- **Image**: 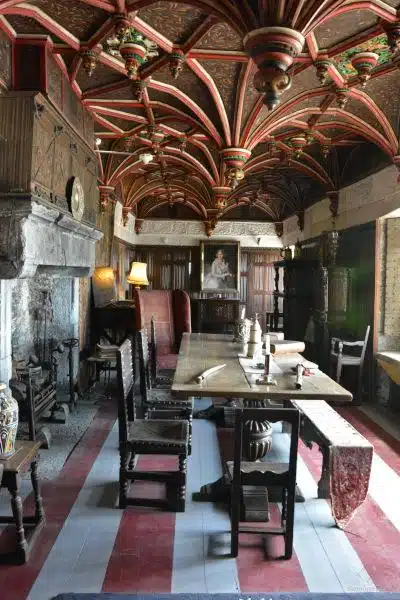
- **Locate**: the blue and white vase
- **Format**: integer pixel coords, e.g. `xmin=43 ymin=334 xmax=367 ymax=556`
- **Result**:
xmin=0 ymin=383 xmax=19 ymax=459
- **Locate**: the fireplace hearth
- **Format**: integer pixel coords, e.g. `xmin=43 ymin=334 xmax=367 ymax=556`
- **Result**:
xmin=10 ymin=340 xmax=68 ymax=448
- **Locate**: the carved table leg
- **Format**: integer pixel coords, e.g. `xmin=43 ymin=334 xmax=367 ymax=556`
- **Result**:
xmin=318 ymin=445 xmax=331 ymax=499
xmin=30 ymin=460 xmax=44 ymax=523
xmin=8 ymin=475 xmax=28 ymax=564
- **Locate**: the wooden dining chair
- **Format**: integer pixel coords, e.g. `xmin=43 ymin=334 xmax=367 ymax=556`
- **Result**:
xmin=117 ymin=337 xmax=189 ymax=512
xmin=329 ymin=325 xmax=370 ymax=404
xmin=228 ymin=407 xmax=300 ymax=559
xmin=138 ymin=328 xmax=193 ymax=454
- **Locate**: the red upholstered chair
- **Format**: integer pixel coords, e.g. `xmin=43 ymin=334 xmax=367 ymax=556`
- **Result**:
xmin=134 ymin=289 xmax=191 ymax=370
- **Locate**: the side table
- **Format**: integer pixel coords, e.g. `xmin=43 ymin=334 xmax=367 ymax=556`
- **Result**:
xmin=0 ymin=440 xmax=44 ymax=564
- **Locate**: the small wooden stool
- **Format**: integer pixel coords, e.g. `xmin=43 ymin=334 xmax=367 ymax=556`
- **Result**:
xmin=0 ymin=440 xmax=44 ymax=564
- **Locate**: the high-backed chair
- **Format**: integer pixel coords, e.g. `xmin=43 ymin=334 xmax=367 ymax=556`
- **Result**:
xmin=137 ymin=328 xmax=193 ymax=453
xmin=116 ymin=337 xmax=189 ymax=512
xmin=150 ymin=316 xmax=174 ymax=388
xmin=329 ymin=325 xmax=370 ymax=404
xmin=228 ymin=407 xmax=299 ymax=559
xmin=134 ymin=289 xmax=191 ymax=370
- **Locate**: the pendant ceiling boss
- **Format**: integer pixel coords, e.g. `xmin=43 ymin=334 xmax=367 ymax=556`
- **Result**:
xmin=244 ymin=27 xmax=305 ymax=110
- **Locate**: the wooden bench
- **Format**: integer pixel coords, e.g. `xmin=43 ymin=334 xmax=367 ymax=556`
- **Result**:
xmin=289 ymin=399 xmax=373 ymax=525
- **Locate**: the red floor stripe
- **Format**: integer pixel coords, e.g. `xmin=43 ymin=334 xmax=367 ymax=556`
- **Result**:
xmin=337 ymin=406 xmax=400 ymax=477
xmin=102 ymin=455 xmax=176 ymax=593
xmin=0 ymin=403 xmax=115 ymax=600
xmin=217 ymin=429 xmax=308 ymax=592
xmin=298 ymin=414 xmax=400 ymax=592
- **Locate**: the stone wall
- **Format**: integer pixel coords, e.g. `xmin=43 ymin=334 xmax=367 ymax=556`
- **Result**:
xmin=282 ymin=165 xmax=400 ymax=246
xmin=11 ymin=275 xmax=79 ymax=387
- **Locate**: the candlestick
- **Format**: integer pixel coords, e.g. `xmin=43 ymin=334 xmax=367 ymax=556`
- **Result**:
xmin=264 ymin=333 xmax=270 ymax=355
xmin=296 ymin=363 xmax=304 ymax=389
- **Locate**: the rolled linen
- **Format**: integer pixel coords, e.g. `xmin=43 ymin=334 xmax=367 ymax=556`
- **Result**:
xmin=271 ymin=340 xmax=305 ymax=355
xmin=196 ymin=363 xmax=226 ymax=384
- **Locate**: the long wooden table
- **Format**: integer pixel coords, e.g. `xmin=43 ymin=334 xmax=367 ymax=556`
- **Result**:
xmin=172 ymin=333 xmax=353 ymax=403
xmin=172 ymin=333 xmax=353 ymax=520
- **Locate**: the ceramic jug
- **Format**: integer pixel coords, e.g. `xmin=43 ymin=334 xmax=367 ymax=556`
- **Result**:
xmin=0 ymin=383 xmax=19 ymax=459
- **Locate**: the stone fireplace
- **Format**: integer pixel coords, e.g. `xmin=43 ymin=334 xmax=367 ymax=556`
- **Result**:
xmin=0 ymin=193 xmax=102 ymax=386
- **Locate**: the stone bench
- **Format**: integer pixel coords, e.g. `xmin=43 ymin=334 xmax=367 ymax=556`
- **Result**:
xmin=290 ymin=399 xmax=373 ymax=527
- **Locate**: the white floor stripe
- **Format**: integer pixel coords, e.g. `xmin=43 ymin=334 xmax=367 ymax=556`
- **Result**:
xmin=172 ymin=400 xmax=240 ymax=593
xmin=368 ymin=452 xmax=400 ymax=531
xmin=350 ymin=406 xmax=400 ymax=532
xmin=27 ymin=421 xmax=121 ymax=599
xmin=272 ymin=430 xmax=376 ymax=593
xmin=360 ymin=405 xmax=400 ymax=443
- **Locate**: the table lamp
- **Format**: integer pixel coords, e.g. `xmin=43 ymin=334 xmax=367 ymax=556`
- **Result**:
xmin=127 ymin=262 xmax=149 ymax=289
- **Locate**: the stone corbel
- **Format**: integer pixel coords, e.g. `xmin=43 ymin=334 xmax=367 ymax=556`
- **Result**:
xmin=327 ymin=190 xmax=339 ymax=223
xmin=135 ymin=218 xmax=143 ymax=234
xmin=297 ymin=209 xmax=305 ymax=232
xmin=203 ymin=209 xmax=219 ymax=237
xmin=98 ymin=185 xmax=115 ymax=213
xmin=274 ymin=222 xmax=283 ymax=238
xmin=393 ymin=155 xmax=400 ymax=182
xmin=121 ymin=206 xmax=131 ymax=226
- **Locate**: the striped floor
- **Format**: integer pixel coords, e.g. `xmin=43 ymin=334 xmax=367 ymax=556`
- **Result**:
xmin=0 ymin=399 xmax=400 ymax=599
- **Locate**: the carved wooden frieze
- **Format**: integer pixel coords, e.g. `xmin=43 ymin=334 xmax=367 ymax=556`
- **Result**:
xmin=47 ymin=53 xmax=62 ymax=108
xmin=0 ymin=30 xmax=12 ymax=88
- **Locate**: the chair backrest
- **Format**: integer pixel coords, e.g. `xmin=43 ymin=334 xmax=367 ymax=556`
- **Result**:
xmin=150 ymin=316 xmax=157 ymax=381
xmin=233 ymin=407 xmax=299 ymax=488
xmin=134 ymin=289 xmax=191 ymax=354
xmin=360 ymin=325 xmax=371 ymax=363
xmin=137 ymin=328 xmax=151 ymax=404
xmin=134 ymin=290 xmax=176 ymax=355
xmin=116 ymin=337 xmax=135 ymax=443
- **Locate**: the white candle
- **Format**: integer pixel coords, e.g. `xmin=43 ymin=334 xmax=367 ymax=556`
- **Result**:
xmin=264 ymin=333 xmax=270 ymax=355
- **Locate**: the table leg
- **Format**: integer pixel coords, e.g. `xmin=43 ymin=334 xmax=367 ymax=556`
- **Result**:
xmin=8 ymin=475 xmax=28 ymax=564
xmin=317 ymin=445 xmax=330 ymax=499
xmin=31 ymin=460 xmax=45 ymax=523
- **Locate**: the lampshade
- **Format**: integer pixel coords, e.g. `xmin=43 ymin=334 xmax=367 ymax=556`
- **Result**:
xmin=127 ymin=262 xmax=149 ymax=286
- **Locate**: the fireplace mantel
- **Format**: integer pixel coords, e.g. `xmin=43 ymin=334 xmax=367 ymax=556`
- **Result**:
xmin=0 ymin=193 xmax=102 ymax=278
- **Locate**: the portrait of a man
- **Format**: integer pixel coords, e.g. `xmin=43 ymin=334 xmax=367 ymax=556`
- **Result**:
xmin=200 ymin=241 xmax=240 ymax=292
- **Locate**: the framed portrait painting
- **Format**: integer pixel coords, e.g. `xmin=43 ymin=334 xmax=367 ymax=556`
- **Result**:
xmin=200 ymin=240 xmax=240 ymax=293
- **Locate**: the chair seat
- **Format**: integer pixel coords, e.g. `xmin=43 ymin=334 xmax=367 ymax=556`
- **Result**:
xmin=330 ymin=352 xmax=362 ymax=366
xmin=158 ymin=353 xmax=178 ymax=370
xmin=129 ymin=418 xmax=188 ymax=448
xmin=227 ymin=461 xmax=289 ymax=477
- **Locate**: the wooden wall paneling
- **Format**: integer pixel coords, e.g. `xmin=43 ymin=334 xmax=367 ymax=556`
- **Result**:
xmin=95 ymin=201 xmax=114 ymax=267
xmin=0 ymin=94 xmax=34 ymax=192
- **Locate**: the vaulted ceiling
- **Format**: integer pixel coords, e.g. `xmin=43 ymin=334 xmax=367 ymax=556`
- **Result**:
xmin=2 ymin=0 xmax=400 ymax=230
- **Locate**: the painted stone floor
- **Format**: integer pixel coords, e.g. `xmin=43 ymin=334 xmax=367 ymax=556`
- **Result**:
xmin=0 ymin=396 xmax=400 ymax=599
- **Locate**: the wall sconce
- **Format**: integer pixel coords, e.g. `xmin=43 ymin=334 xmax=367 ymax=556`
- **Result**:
xmin=92 ymin=267 xmax=117 ymax=307
xmin=127 ymin=262 xmax=149 ymax=288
